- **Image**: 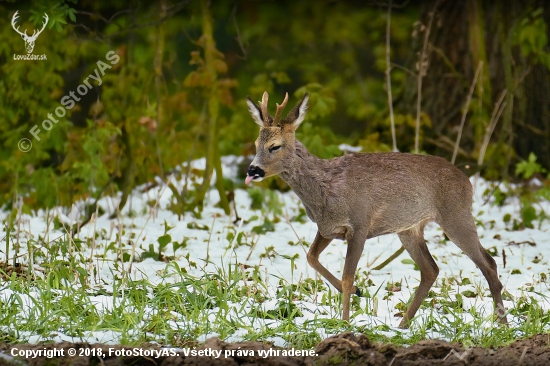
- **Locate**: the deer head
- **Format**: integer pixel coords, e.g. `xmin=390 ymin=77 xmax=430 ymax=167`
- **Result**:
xmin=245 ymin=92 xmax=309 ymax=184
xmin=11 ymin=11 xmax=49 ymax=54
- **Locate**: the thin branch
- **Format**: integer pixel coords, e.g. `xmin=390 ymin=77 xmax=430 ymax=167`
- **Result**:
xmin=72 ymin=1 xmax=190 ymax=41
xmin=385 ymin=0 xmax=398 ymax=152
xmin=231 ymin=6 xmax=247 ymax=60
xmin=478 ymin=90 xmax=507 ymax=168
xmin=373 ymin=246 xmax=405 ymax=271
xmin=71 ymin=23 xmax=105 ymax=43
xmin=474 ymin=98 xmax=507 ymax=190
xmin=429 ymin=44 xmax=466 ymax=83
xmin=414 ymin=0 xmax=440 ymax=153
xmin=369 ymin=0 xmax=411 ymax=9
xmin=154 ymin=1 xmax=167 ymax=179
xmin=182 ymin=101 xmax=207 ymax=200
xmin=425 ymin=135 xmax=468 ymax=156
xmin=71 ymin=174 xmax=116 ymax=236
xmin=76 ymin=9 xmax=135 ymax=24
xmin=390 ymin=62 xmax=416 ymax=77
xmin=452 ymin=61 xmax=483 ymax=164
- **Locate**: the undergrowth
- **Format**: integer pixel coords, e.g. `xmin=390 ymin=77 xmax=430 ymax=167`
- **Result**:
xmin=0 ymin=156 xmax=549 ymax=348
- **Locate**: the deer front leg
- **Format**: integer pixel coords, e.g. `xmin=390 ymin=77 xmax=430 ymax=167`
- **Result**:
xmin=341 ymin=235 xmax=366 ymax=321
xmin=307 ymin=231 xmax=362 ymax=296
xmin=307 ymin=232 xmax=339 ymax=290
xmin=307 ymin=231 xmax=361 ymax=296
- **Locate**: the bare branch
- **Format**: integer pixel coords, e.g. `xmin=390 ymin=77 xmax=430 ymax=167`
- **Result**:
xmin=367 ymin=0 xmax=411 ymax=9
xmin=452 ymin=61 xmax=483 ymax=164
xmin=390 ymin=62 xmax=416 ymax=76
xmin=385 ymin=0 xmax=398 ymax=152
xmin=231 ymin=6 xmax=247 ymax=60
xmin=71 ymin=1 xmax=190 ymax=42
xmin=76 ymin=9 xmax=134 ymax=24
xmin=414 ymin=0 xmax=440 ymax=153
xmin=478 ymin=90 xmax=507 ymax=168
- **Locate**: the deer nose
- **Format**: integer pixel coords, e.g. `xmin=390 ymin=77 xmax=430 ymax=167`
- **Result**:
xmin=247 ymin=165 xmax=265 ymax=178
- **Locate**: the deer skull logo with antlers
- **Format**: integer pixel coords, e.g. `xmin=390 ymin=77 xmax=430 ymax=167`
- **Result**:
xmin=11 ymin=11 xmax=49 ymax=54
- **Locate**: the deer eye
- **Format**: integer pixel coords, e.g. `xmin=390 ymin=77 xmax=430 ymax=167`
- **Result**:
xmin=269 ymin=145 xmax=281 ymax=153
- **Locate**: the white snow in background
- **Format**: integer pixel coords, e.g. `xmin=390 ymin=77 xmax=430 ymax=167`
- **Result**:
xmin=338 ymin=144 xmax=363 ymax=153
xmin=1 ymin=155 xmax=550 ymax=346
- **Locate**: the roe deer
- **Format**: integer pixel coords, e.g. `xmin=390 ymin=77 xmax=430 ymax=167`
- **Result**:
xmin=244 ymin=91 xmax=507 ymax=328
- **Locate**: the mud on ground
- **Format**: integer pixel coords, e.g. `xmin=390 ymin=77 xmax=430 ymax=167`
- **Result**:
xmin=0 ymin=332 xmax=549 ymax=366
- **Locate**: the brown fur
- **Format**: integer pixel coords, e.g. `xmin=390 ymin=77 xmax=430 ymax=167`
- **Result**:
xmin=246 ymin=92 xmax=507 ymax=327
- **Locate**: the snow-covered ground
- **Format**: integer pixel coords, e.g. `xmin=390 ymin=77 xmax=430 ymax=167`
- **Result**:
xmin=1 ymin=155 xmax=550 ymax=346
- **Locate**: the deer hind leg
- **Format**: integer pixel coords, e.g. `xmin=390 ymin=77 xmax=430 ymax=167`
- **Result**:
xmin=340 ymin=233 xmax=367 ymax=321
xmin=307 ymin=231 xmax=361 ymax=296
xmin=437 ymin=212 xmax=507 ymax=324
xmin=398 ymin=224 xmax=439 ymax=328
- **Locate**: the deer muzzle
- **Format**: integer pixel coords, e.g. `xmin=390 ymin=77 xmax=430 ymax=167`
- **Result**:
xmin=245 ymin=165 xmax=265 ymax=184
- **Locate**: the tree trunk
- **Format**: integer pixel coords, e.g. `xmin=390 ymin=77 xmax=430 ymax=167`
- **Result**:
xmin=196 ymin=0 xmax=230 ymax=214
xmin=400 ymin=0 xmax=550 ymax=175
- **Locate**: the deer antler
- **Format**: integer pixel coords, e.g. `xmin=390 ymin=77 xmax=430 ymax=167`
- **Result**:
xmin=11 ymin=11 xmax=27 ymax=37
xmin=259 ymin=91 xmax=270 ymax=125
xmin=273 ymin=92 xmax=289 ymax=124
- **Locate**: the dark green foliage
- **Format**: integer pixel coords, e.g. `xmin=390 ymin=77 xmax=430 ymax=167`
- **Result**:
xmin=1 ymin=0 xmax=549 ymax=216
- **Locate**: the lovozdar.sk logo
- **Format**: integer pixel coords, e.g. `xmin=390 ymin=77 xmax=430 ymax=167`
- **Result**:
xmin=11 ymin=10 xmax=48 ymax=60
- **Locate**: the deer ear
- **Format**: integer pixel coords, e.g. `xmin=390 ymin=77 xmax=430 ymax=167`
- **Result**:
xmin=246 ymin=96 xmax=264 ymax=128
xmin=285 ymin=93 xmax=309 ymax=129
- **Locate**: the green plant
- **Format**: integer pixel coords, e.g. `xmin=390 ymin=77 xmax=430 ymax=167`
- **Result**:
xmin=516 ymin=153 xmax=546 ymax=179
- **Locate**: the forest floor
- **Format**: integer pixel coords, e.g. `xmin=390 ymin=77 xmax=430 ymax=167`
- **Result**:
xmin=1 ymin=332 xmax=550 ymax=365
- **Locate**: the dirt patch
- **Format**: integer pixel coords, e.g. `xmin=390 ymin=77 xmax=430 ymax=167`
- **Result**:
xmin=0 ymin=262 xmax=37 ymax=281
xmin=0 ymin=333 xmax=549 ymax=366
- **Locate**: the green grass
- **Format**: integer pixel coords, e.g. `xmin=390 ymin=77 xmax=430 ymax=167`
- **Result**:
xmin=1 ymin=187 xmax=550 ymax=349
xmin=1 ymin=242 xmax=549 ymax=349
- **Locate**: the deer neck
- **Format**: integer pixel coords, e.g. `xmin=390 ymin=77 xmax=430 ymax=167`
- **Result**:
xmin=279 ymin=140 xmax=328 ymax=216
